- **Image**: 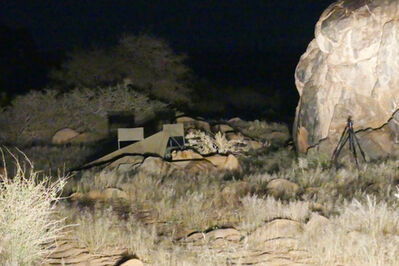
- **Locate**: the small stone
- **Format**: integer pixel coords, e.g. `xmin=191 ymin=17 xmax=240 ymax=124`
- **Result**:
xmin=86 ymin=190 xmax=103 ymax=201
xmin=69 ymin=192 xmax=84 ymax=201
xmin=305 ymin=213 xmax=330 ymax=234
xmin=52 ymin=128 xmax=79 ymax=144
xmin=103 ymin=188 xmax=129 ymax=201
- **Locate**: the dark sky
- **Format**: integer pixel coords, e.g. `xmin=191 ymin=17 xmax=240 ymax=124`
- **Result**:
xmin=1 ymin=1 xmax=333 ymax=52
xmin=0 ymin=0 xmax=334 ymax=120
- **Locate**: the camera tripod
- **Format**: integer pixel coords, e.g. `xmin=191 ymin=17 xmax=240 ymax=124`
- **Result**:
xmin=331 ymin=117 xmax=366 ymax=168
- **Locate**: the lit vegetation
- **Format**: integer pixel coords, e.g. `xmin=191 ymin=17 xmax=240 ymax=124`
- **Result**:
xmin=0 ymin=85 xmax=166 ymax=145
xmin=0 ymin=153 xmax=67 ymax=265
xmin=3 ymin=118 xmax=399 ymax=264
xmin=50 ymin=34 xmax=193 ymax=105
xmin=56 ymin=147 xmax=399 ymax=265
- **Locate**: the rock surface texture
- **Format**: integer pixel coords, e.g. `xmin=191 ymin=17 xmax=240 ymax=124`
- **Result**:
xmin=52 ymin=128 xmax=80 ymax=144
xmin=294 ymin=0 xmax=399 ymax=158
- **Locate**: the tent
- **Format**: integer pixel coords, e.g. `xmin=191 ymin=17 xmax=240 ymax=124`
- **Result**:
xmin=84 ymin=124 xmax=185 ymax=168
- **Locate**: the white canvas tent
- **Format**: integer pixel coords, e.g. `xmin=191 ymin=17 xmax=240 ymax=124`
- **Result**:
xmin=85 ymin=124 xmax=185 ymax=168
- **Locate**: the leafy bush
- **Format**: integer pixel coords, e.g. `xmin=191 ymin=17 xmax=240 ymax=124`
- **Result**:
xmin=0 ymin=85 xmax=166 ymax=144
xmin=0 ymin=154 xmax=67 ymax=265
xmin=50 ymin=34 xmax=192 ymax=105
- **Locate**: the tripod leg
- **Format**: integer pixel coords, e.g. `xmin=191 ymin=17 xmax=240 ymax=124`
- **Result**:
xmin=332 ymin=127 xmax=349 ymax=161
xmin=333 ymin=132 xmax=350 ymax=167
xmin=349 ymin=131 xmax=359 ymax=168
xmin=348 ymin=130 xmax=354 ymax=154
xmin=353 ymin=133 xmax=367 ymax=162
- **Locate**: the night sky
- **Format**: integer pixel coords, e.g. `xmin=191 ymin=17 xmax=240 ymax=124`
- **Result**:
xmin=0 ymin=0 xmax=334 ymax=121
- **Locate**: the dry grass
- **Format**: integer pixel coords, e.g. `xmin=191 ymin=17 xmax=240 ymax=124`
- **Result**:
xmin=0 ymin=153 xmax=67 ymax=265
xmin=6 ymin=139 xmax=399 ymax=264
xmin=60 ymin=205 xmax=234 ymax=265
xmin=61 ymin=150 xmax=399 ymax=265
xmin=239 ymin=195 xmax=310 ymax=232
xmin=301 ymin=195 xmax=399 ymax=265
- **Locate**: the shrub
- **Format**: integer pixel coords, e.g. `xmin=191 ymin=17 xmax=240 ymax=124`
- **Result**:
xmin=0 ymin=85 xmax=166 ymax=144
xmin=50 ymin=34 xmax=193 ymax=105
xmin=239 ymin=195 xmax=310 ymax=232
xmin=186 ymin=130 xmax=248 ymax=154
xmin=0 ymin=154 xmax=67 ymax=265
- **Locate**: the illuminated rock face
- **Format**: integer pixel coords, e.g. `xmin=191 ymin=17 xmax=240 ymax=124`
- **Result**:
xmin=294 ymin=0 xmax=399 ymax=158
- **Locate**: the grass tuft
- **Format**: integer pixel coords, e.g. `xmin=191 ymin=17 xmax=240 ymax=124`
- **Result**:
xmin=0 ymin=151 xmax=67 ymax=265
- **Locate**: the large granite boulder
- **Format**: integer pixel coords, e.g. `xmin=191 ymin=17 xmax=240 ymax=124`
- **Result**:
xmin=294 ymin=0 xmax=399 ymax=159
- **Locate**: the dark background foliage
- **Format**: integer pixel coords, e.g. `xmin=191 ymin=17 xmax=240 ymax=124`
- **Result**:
xmin=0 ymin=0 xmax=334 ymax=123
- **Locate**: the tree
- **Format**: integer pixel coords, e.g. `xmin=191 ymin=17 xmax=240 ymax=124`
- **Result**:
xmin=50 ymin=34 xmax=192 ymax=105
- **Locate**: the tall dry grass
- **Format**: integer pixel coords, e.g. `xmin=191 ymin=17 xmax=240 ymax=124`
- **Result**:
xmin=0 ymin=153 xmax=67 ymax=265
xmin=56 ymin=146 xmax=399 ymax=265
xmin=301 ymin=195 xmax=399 ymax=265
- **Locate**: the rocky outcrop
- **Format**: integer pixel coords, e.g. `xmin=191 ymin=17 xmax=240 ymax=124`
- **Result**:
xmin=182 ymin=228 xmax=242 ymax=247
xmin=139 ymin=157 xmax=178 ymax=176
xmin=294 ymin=0 xmax=399 ymax=159
xmin=305 ymin=213 xmax=331 ymax=235
xmin=176 ymin=116 xmax=211 ymax=132
xmin=94 ymin=152 xmax=241 ymax=179
xmin=248 ymin=219 xmax=304 ymax=242
xmin=52 ymin=128 xmax=99 ymax=145
xmin=171 ymin=149 xmax=203 ymax=160
xmin=228 ymin=119 xmax=289 ymax=147
xmin=44 ymin=237 xmax=127 ymax=265
xmin=107 ymin=155 xmax=145 ymax=171
xmin=183 ymin=159 xmax=217 ymax=174
xmin=49 ymin=215 xmax=313 ymax=265
xmin=204 ymin=154 xmax=242 ymax=172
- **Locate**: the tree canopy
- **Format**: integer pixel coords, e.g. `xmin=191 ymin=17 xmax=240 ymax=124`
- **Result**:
xmin=50 ymin=34 xmax=192 ymax=105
